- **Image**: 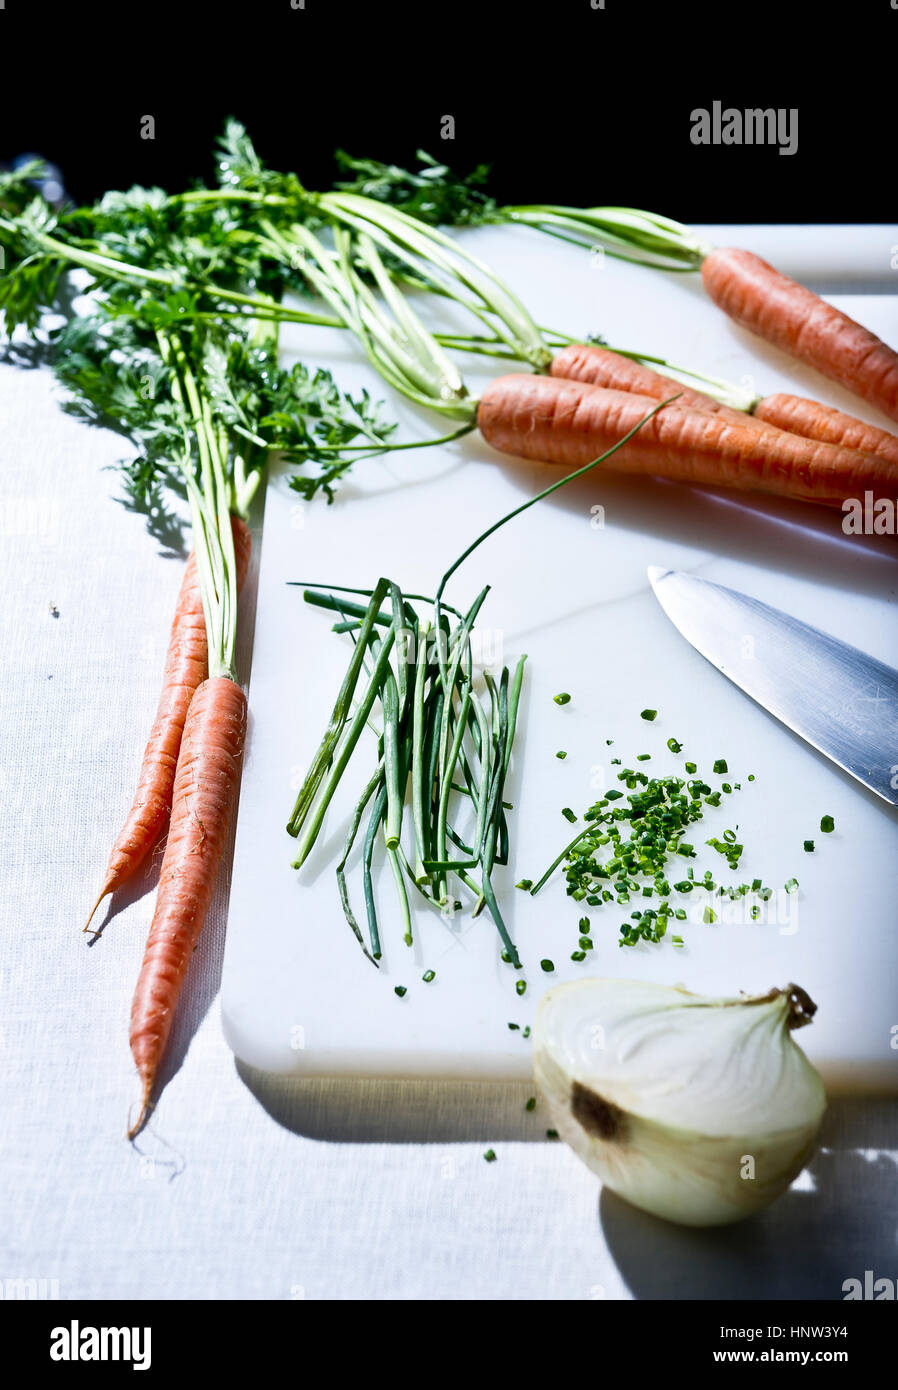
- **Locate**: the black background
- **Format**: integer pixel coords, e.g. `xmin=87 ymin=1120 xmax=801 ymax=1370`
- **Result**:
xmin=2 ymin=0 xmax=895 ymax=218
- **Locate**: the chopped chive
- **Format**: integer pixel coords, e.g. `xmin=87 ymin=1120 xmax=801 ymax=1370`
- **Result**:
xmin=540 ymin=958 xmax=555 ymax=973
xmin=553 ymin=692 xmax=571 ymax=705
xmin=820 ymin=815 xmax=835 ymax=833
xmin=525 ymin=1096 xmax=537 ymax=1112
xmin=535 ymin=753 xmax=780 ymax=954
xmin=667 ymin=737 xmax=683 ymax=753
xmin=555 ymin=750 xmax=567 ymax=759
xmin=423 ymin=969 xmax=436 ymax=983
xmin=546 ymin=1129 xmax=559 ymax=1140
xmin=684 ymin=760 xmax=696 ymax=774
xmin=561 ymin=807 xmax=577 ymax=823
xmin=747 ymin=774 xmax=755 ymax=782
xmin=803 ymin=840 xmax=815 ymax=853
xmin=785 ymin=877 xmax=799 ymax=893
xmin=394 ymin=985 xmax=407 ymax=998
xmin=713 ymin=759 xmax=728 ymax=774
xmin=484 ymin=1149 xmax=497 ymax=1162
xmin=637 ymin=753 xmax=651 ymax=761
xmin=515 ymin=878 xmax=533 ymax=891
xmin=507 ymin=1022 xmax=520 ymax=1031
xmin=522 ymin=1026 xmax=531 ymax=1039
xmin=515 ymin=979 xmax=527 ymax=996
xmin=640 ymin=709 xmax=658 ymax=721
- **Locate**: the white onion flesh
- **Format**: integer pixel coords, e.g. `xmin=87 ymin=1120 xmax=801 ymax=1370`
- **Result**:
xmin=534 ymin=978 xmax=826 ymax=1227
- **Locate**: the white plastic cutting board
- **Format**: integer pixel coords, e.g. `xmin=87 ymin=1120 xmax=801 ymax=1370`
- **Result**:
xmin=222 ymin=226 xmax=898 ymax=1094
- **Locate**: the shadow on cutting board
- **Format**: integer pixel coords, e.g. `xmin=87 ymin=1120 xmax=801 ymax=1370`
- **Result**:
xmin=237 ymin=1064 xmax=897 ymax=1298
xmin=236 ymin=1064 xmax=543 ymax=1143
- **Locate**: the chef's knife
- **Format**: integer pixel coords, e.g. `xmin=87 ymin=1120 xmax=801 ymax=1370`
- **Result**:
xmin=648 ymin=567 xmax=898 ymax=807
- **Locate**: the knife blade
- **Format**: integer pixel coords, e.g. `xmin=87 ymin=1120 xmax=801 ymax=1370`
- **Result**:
xmin=647 ymin=567 xmax=898 ymax=807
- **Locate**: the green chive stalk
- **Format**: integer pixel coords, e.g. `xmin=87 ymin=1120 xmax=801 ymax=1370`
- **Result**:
xmin=289 ymin=610 xmax=398 ymax=867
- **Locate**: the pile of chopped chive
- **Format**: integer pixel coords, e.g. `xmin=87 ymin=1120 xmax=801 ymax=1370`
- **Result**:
xmin=529 ymin=732 xmax=789 ymax=950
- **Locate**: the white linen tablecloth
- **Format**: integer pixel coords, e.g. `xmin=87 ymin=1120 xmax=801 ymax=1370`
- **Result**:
xmin=2 ymin=350 xmax=896 ymax=1302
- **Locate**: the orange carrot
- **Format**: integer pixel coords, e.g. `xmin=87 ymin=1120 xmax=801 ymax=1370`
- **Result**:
xmin=85 ymin=514 xmax=251 ymax=931
xmin=553 ymin=342 xmax=898 ymax=469
xmin=551 ymin=343 xmax=752 ymax=426
xmin=477 ymin=373 xmax=898 ymax=506
xmin=753 ymin=394 xmax=898 ymax=472
xmin=701 ymin=248 xmax=898 ymax=424
xmin=128 ymin=674 xmax=247 ymax=1136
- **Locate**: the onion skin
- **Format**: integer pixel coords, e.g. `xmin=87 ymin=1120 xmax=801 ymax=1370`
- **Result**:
xmin=534 ymin=978 xmax=827 ymax=1228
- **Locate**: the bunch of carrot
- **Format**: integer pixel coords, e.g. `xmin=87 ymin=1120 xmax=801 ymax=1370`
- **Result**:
xmin=0 ymin=162 xmax=405 ymax=1135
xmin=83 ymin=513 xmax=250 ymax=1139
xmin=214 ymin=163 xmax=898 ymax=509
xmin=109 ymin=332 xmax=250 ymax=1140
xmin=19 ymin=125 xmax=896 ymax=516
xmin=327 ymin=148 xmax=898 ymax=492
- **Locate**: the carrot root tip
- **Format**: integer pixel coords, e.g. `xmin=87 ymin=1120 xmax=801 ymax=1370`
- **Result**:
xmin=127 ymin=1086 xmax=154 ymax=1141
xmin=83 ymin=887 xmax=112 ymax=935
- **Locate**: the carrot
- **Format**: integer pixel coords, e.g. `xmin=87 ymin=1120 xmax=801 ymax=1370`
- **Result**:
xmin=553 ymin=342 xmax=898 ymax=470
xmin=128 ymin=674 xmax=247 ymax=1136
xmin=476 ymin=373 xmax=898 ymax=506
xmin=701 ymin=248 xmax=898 ymax=424
xmin=85 ymin=514 xmax=251 ymax=932
xmin=753 ymin=394 xmax=898 ymax=473
xmin=550 ymin=343 xmax=752 ymax=426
